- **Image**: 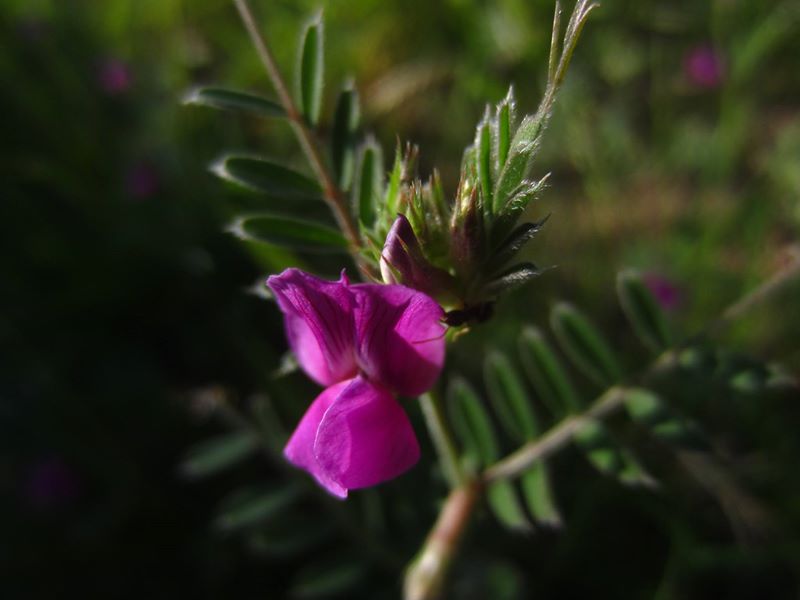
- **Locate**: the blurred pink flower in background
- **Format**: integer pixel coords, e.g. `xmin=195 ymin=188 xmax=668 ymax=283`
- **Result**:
xmin=267 ymin=268 xmax=446 ymax=498
xmin=125 ymin=161 xmax=160 ymax=199
xmin=97 ymin=58 xmax=133 ymax=95
xmin=643 ymin=272 xmax=682 ymax=312
xmin=24 ymin=456 xmax=81 ymax=510
xmin=684 ymin=45 xmax=725 ymax=89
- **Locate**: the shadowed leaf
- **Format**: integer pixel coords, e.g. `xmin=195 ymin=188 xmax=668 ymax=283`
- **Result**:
xmin=179 ymin=431 xmax=259 ymax=479
xmin=215 ymin=484 xmax=302 ymax=533
xmin=617 ymin=270 xmax=672 ymax=352
xmin=550 ymin=302 xmax=622 ymax=388
xmin=484 ymin=351 xmax=539 ymax=441
xmin=518 ymin=326 xmax=581 ymax=415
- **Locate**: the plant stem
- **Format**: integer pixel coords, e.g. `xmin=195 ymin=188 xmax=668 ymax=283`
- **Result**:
xmin=232 ymin=0 xmax=363 ymax=255
xmin=403 ymin=482 xmax=481 ymax=600
xmin=707 ymin=244 xmax=800 ymax=337
xmin=483 ymin=385 xmax=628 ymax=482
xmin=419 ymin=390 xmax=466 ymax=489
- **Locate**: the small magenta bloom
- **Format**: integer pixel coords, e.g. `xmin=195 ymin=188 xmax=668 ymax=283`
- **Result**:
xmin=97 ymin=58 xmax=133 ymax=95
xmin=24 ymin=456 xmax=81 ymax=510
xmin=643 ymin=272 xmax=682 ymax=312
xmin=684 ymin=45 xmax=724 ymax=89
xmin=267 ymin=268 xmax=445 ymax=498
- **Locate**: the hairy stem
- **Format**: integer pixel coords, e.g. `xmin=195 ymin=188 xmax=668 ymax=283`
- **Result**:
xmin=419 ymin=390 xmax=466 ymax=489
xmin=483 ymin=385 xmax=628 ymax=482
xmin=232 ymin=0 xmax=363 ymax=254
xmin=403 ymin=482 xmax=481 ymax=600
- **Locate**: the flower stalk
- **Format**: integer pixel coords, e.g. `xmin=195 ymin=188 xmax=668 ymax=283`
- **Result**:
xmin=403 ymin=481 xmax=481 ymax=600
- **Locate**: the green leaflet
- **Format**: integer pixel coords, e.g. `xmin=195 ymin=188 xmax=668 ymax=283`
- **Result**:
xmin=331 ymin=85 xmax=360 ymax=190
xmin=492 ymin=112 xmax=546 ymax=215
xmin=485 ymin=263 xmax=539 ymax=296
xmin=214 ymin=484 xmax=302 ymax=533
xmin=617 ymin=270 xmax=672 ymax=352
xmin=550 ymin=302 xmax=623 ymax=388
xmin=183 ymin=87 xmax=285 ymax=118
xmin=518 ymin=326 xmax=581 ymax=416
xmin=211 ymin=155 xmax=321 ymax=199
xmin=448 ymin=377 xmax=499 ymax=469
xmin=624 ymin=388 xmax=707 ymax=450
xmin=229 ymin=214 xmax=348 ymax=252
xmin=449 ymin=377 xmax=532 ymax=532
xmin=486 ymin=480 xmax=532 ymax=532
xmin=179 ymin=431 xmax=259 ymax=479
xmin=290 ymin=555 xmax=367 ymax=599
xmin=353 ymin=139 xmax=384 ymax=228
xmin=475 ymin=109 xmax=493 ymax=212
xmin=484 ymin=351 xmax=539 ymax=441
xmin=297 ymin=15 xmax=324 ymax=125
xmin=521 ymin=463 xmax=562 ymax=528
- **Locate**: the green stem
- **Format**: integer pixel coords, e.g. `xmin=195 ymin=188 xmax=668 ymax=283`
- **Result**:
xmin=482 ymin=385 xmax=628 ymax=483
xmin=419 ymin=389 xmax=466 ymax=489
xmin=403 ymin=482 xmax=481 ymax=600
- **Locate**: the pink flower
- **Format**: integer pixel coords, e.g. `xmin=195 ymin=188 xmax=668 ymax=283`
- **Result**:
xmin=643 ymin=272 xmax=682 ymax=312
xmin=684 ymin=45 xmax=724 ymax=89
xmin=267 ymin=269 xmax=446 ymax=498
xmin=97 ymin=58 xmax=132 ymax=95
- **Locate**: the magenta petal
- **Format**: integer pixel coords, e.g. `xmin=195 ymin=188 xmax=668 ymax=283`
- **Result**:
xmin=315 ymin=377 xmax=420 ymax=490
xmin=351 ymin=283 xmax=445 ymax=396
xmin=283 ymin=380 xmax=353 ymax=498
xmin=267 ymin=269 xmax=358 ymax=386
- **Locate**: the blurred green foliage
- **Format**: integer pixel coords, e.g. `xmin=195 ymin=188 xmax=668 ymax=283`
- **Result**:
xmin=2 ymin=0 xmax=799 ymax=598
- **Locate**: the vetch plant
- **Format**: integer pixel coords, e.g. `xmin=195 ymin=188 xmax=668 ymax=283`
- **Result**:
xmin=180 ymin=1 xmax=800 ymax=598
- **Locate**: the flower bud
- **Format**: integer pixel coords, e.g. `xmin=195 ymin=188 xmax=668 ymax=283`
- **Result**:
xmin=381 ymin=214 xmax=456 ymax=303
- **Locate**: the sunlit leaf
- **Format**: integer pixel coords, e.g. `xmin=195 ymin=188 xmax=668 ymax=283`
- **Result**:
xmin=550 ymin=302 xmax=622 ymax=388
xmin=494 ymin=86 xmax=516 ymax=170
xmin=228 ymin=214 xmax=348 ymax=252
xmin=617 ymin=270 xmax=671 ymax=352
xmin=297 ymin=14 xmax=324 ymax=125
xmin=183 ymin=87 xmax=285 ymax=118
xmin=493 ymin=112 xmax=546 ymax=214
xmin=179 ymin=431 xmax=259 ymax=479
xmin=475 ymin=109 xmax=493 ymax=210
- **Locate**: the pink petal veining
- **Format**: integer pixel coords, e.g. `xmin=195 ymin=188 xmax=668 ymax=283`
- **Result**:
xmin=267 ymin=269 xmax=358 ymax=386
xmin=314 ymin=376 xmax=420 ymax=490
xmin=283 ymin=380 xmax=352 ymax=498
xmin=352 ymin=283 xmax=446 ymax=396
